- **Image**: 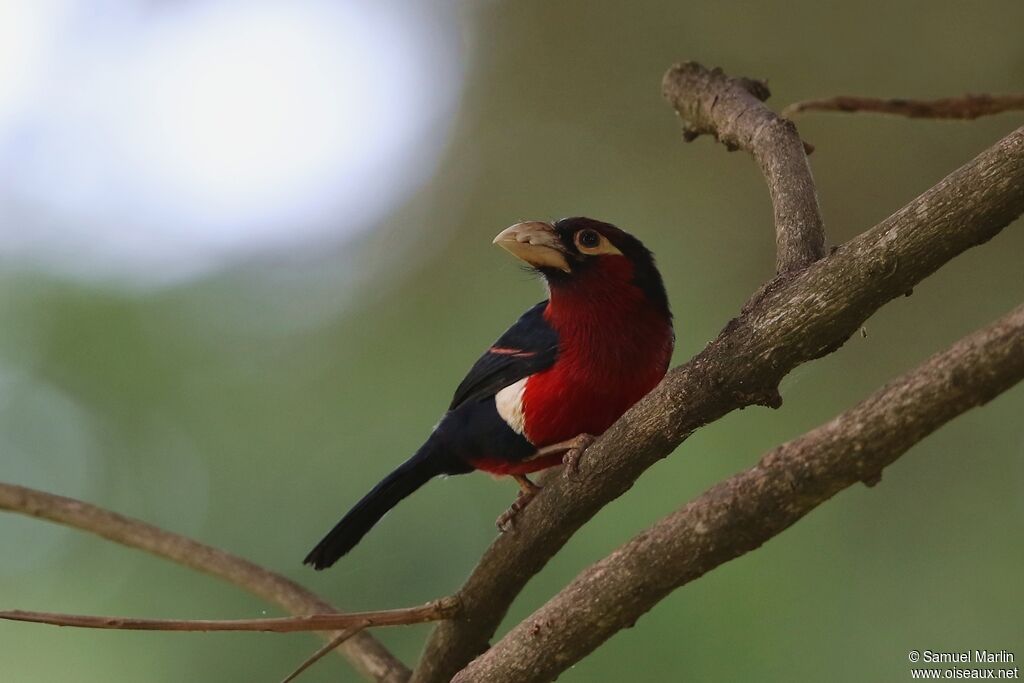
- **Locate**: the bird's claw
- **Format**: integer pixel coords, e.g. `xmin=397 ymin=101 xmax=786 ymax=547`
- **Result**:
xmin=495 ymin=434 xmax=594 ymax=532
xmin=496 ymin=487 xmax=538 ymax=532
xmin=561 ymin=433 xmax=596 ymax=479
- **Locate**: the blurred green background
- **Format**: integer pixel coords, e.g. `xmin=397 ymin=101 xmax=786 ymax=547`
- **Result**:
xmin=1 ymin=1 xmax=1022 ymax=681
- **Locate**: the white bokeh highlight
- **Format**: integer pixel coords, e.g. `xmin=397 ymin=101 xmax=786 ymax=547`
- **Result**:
xmin=0 ymin=0 xmax=463 ymax=284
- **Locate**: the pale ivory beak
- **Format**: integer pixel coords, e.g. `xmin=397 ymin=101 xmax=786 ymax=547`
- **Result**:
xmin=492 ymin=221 xmax=571 ymax=272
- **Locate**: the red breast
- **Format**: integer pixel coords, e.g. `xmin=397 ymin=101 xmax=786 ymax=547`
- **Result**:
xmin=522 ymin=255 xmax=673 ymax=446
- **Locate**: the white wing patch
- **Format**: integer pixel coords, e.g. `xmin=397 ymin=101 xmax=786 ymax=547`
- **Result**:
xmin=495 ymin=377 xmax=528 ymax=435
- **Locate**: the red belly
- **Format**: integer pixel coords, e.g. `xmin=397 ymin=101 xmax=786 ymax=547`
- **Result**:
xmin=471 ymin=452 xmax=565 ymax=475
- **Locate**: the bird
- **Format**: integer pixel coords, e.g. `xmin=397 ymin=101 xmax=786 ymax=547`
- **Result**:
xmin=304 ymin=217 xmax=673 ymax=569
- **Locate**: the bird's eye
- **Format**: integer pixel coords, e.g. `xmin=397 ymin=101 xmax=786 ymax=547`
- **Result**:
xmin=576 ymin=229 xmax=601 ymax=250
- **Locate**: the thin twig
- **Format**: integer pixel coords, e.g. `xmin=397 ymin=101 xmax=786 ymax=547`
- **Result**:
xmin=0 ymin=483 xmax=411 ymax=683
xmin=783 ymin=93 xmax=1024 ymax=120
xmin=282 ymin=624 xmax=369 ymax=683
xmin=0 ymin=597 xmax=459 ymax=632
xmin=454 ymin=302 xmax=1024 ymax=682
xmin=412 ymin=123 xmax=1024 ymax=683
xmin=661 ymin=61 xmax=826 ymax=273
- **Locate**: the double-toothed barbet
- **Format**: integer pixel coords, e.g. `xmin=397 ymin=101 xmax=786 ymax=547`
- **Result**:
xmin=304 ymin=217 xmax=673 ymax=569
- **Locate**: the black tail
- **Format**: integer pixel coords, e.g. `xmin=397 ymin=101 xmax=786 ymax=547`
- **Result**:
xmin=304 ymin=442 xmax=444 ymax=569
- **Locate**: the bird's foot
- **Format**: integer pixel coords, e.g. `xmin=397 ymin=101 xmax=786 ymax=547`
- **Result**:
xmin=560 ymin=433 xmax=596 ymax=478
xmin=496 ymin=474 xmax=541 ymax=532
xmin=530 ymin=433 xmax=597 ymax=478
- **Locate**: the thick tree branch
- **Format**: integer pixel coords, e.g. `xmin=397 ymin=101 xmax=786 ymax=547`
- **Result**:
xmin=0 ymin=597 xmax=459 ymax=632
xmin=0 ymin=483 xmax=410 ymax=683
xmin=783 ymin=93 xmax=1024 ymax=120
xmin=454 ymin=303 xmax=1024 ymax=682
xmin=662 ymin=62 xmax=826 ymax=272
xmin=413 ymin=125 xmax=1024 ymax=683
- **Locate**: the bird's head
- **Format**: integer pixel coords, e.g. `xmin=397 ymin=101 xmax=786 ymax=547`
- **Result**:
xmin=493 ymin=217 xmax=669 ymax=316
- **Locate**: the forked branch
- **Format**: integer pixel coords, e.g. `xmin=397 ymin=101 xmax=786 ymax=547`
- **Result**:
xmin=662 ymin=61 xmax=826 ymax=273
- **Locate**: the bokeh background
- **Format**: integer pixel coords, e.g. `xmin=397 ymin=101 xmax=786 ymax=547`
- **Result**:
xmin=1 ymin=1 xmax=1022 ymax=681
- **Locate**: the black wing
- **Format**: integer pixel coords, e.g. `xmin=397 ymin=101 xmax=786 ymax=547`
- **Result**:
xmin=449 ymin=301 xmax=559 ymax=410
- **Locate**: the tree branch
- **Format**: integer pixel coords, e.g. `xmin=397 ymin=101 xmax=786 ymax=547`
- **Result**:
xmin=661 ymin=61 xmax=826 ymax=272
xmin=413 ymin=123 xmax=1024 ymax=683
xmin=783 ymin=93 xmax=1024 ymax=120
xmin=0 ymin=597 xmax=459 ymax=632
xmin=453 ymin=303 xmax=1024 ymax=682
xmin=0 ymin=482 xmax=411 ymax=683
